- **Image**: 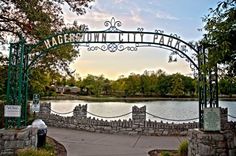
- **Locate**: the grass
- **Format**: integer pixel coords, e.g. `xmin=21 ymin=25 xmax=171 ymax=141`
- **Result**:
xmin=16 ymin=148 xmax=54 ymax=156
xmin=178 ymin=140 xmax=188 ymax=156
xmin=16 ymin=137 xmax=55 ymax=156
xmin=160 ymin=151 xmax=171 ymax=156
xmin=149 ymin=140 xmax=189 ymax=156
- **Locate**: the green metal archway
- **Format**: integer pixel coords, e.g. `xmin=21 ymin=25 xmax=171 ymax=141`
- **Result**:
xmin=5 ymin=17 xmax=218 ymax=129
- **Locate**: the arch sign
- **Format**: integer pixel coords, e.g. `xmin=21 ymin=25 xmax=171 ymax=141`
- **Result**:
xmin=5 ymin=17 xmax=218 ymax=129
xmin=43 ymin=25 xmax=188 ymax=53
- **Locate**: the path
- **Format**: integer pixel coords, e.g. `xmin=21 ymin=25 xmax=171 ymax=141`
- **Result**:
xmin=48 ymin=127 xmax=186 ymax=156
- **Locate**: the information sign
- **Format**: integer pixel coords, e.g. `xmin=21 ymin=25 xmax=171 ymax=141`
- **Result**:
xmin=203 ymin=107 xmax=221 ymax=131
xmin=4 ymin=105 xmax=21 ymax=117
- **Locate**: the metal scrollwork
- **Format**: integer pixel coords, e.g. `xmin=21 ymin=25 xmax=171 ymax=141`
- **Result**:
xmin=170 ymin=33 xmax=181 ymax=39
xmin=155 ymin=29 xmax=164 ymax=34
xmin=118 ymin=44 xmax=125 ymax=51
xmin=107 ymin=43 xmax=118 ymax=52
xmin=87 ymin=44 xmax=107 ymax=51
xmin=180 ymin=45 xmax=188 ymax=52
xmin=190 ymin=62 xmax=196 ymax=71
xmin=137 ymin=28 xmax=144 ymax=32
xmin=126 ymin=46 xmax=138 ymax=51
xmin=86 ymin=43 xmax=138 ymax=52
xmin=104 ymin=17 xmax=122 ymax=32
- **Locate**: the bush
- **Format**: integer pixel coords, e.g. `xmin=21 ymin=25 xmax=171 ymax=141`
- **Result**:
xmin=16 ymin=148 xmax=54 ymax=156
xmin=178 ymin=140 xmax=188 ymax=156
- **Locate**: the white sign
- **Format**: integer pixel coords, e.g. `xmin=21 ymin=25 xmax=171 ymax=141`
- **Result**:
xmin=32 ymin=94 xmax=40 ymax=112
xmin=31 ymin=103 xmax=40 ymax=113
xmin=4 ymin=105 xmax=21 ymax=117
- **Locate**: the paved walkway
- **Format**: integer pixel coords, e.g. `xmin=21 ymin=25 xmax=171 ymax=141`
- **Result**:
xmin=48 ymin=127 xmax=186 ymax=156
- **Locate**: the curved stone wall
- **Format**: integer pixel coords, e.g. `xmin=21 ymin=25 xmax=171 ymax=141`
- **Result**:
xmin=0 ymin=126 xmax=37 ymax=155
xmin=38 ymin=102 xmax=198 ymax=136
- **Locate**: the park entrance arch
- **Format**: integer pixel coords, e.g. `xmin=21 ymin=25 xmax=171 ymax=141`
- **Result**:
xmin=5 ymin=17 xmax=218 ymax=129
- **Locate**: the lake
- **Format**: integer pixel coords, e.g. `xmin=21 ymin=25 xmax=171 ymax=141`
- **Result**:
xmin=46 ymin=100 xmax=236 ymax=123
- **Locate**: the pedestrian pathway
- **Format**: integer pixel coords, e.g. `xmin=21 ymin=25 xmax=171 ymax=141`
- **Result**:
xmin=48 ymin=127 xmax=186 ymax=156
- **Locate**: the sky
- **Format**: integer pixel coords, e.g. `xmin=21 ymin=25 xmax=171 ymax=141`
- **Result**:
xmin=65 ymin=0 xmax=217 ymax=80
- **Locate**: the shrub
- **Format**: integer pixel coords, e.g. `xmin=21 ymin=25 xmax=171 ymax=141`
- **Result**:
xmin=178 ymin=140 xmax=188 ymax=156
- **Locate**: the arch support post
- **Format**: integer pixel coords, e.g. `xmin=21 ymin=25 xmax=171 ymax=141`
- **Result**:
xmin=198 ymin=45 xmax=207 ymax=129
xmin=198 ymin=45 xmax=219 ymax=129
xmin=5 ymin=36 xmax=28 ymax=128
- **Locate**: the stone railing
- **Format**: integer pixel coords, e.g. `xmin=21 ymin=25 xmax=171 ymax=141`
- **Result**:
xmin=38 ymin=102 xmax=198 ymax=136
xmin=0 ymin=126 xmax=38 ymax=155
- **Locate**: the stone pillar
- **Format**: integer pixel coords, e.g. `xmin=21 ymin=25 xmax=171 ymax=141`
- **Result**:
xmin=0 ymin=126 xmax=38 ymax=155
xmin=188 ymin=107 xmax=236 ymax=156
xmin=73 ymin=104 xmax=87 ymax=119
xmin=39 ymin=102 xmax=51 ymax=116
xmin=132 ymin=105 xmax=146 ymax=127
xmin=188 ymin=129 xmax=236 ymax=156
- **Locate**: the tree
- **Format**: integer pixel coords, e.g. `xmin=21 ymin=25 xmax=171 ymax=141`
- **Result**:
xmin=219 ymin=76 xmax=236 ymax=96
xmin=111 ymin=76 xmax=126 ymax=97
xmin=171 ymin=73 xmax=185 ymax=97
xmin=0 ymin=0 xmax=94 ymax=43
xmin=140 ymin=70 xmax=158 ymax=96
xmin=155 ymin=73 xmax=172 ymax=96
xmin=181 ymin=75 xmax=196 ymax=96
xmin=28 ymin=69 xmax=51 ymax=97
xmin=102 ymin=79 xmax=112 ymax=95
xmin=202 ymin=0 xmax=236 ymax=75
xmin=0 ymin=0 xmax=94 ymax=97
xmin=80 ymin=74 xmax=106 ymax=96
xmin=0 ymin=53 xmax=7 ymax=99
xmin=125 ymin=73 xmax=141 ymax=96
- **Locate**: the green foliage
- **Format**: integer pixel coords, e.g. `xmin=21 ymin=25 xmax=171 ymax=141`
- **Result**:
xmin=43 ymin=142 xmax=55 ymax=153
xmin=0 ymin=0 xmax=94 ymax=43
xmin=0 ymin=53 xmax=7 ymax=99
xmin=0 ymin=0 xmax=94 ymax=98
xmin=160 ymin=151 xmax=170 ymax=156
xmin=155 ymin=74 xmax=172 ymax=96
xmin=0 ymin=101 xmax=4 ymax=128
xmin=203 ymin=0 xmax=236 ymax=75
xmin=78 ymin=70 xmax=196 ymax=97
xmin=219 ymin=77 xmax=236 ymax=96
xmin=178 ymin=140 xmax=188 ymax=156
xmin=171 ymin=73 xmax=185 ymax=97
xmin=16 ymin=148 xmax=55 ymax=156
xmin=28 ymin=69 xmax=51 ymax=97
xmin=80 ymin=74 xmax=107 ymax=96
xmin=125 ymin=73 xmax=141 ymax=96
xmin=17 ymin=137 xmax=55 ymax=156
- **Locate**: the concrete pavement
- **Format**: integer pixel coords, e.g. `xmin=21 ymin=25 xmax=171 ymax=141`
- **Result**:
xmin=48 ymin=127 xmax=186 ymax=156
